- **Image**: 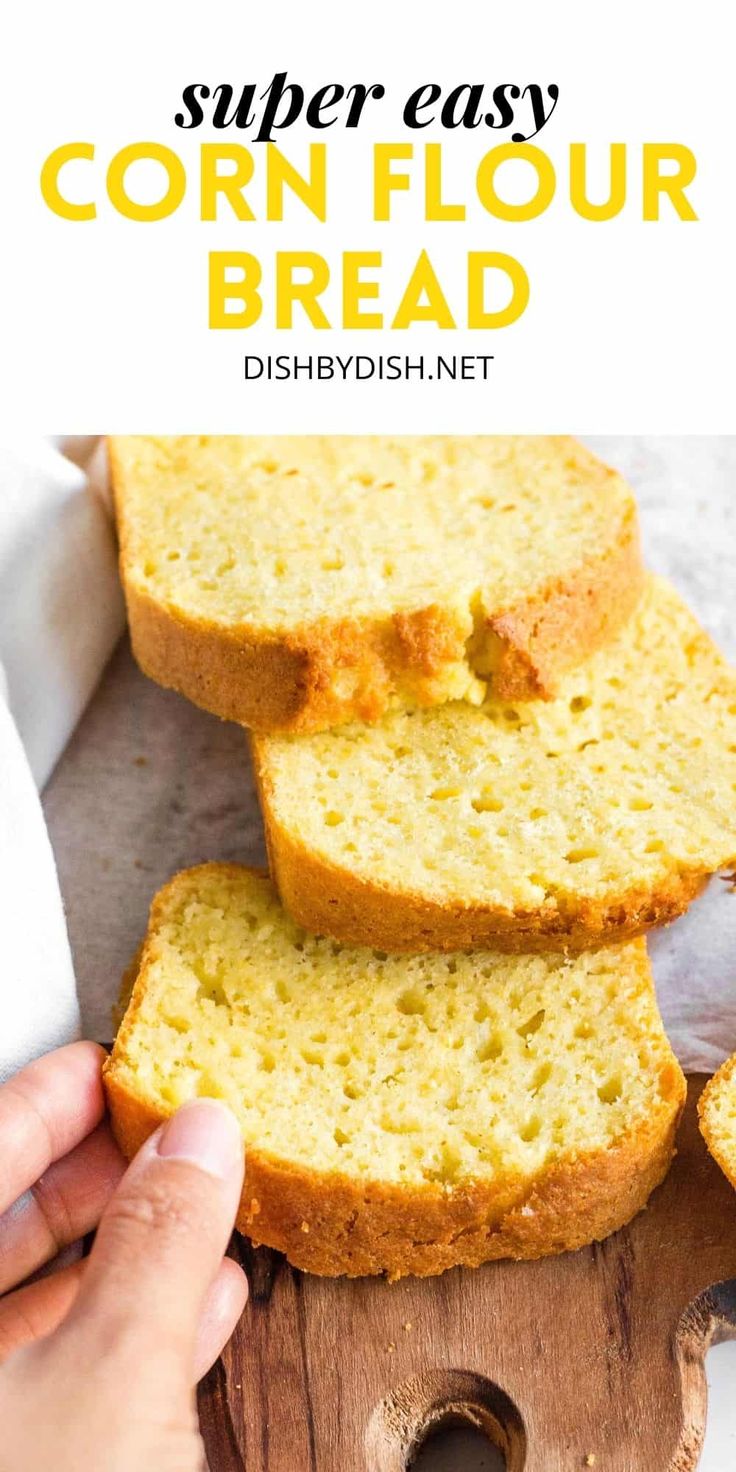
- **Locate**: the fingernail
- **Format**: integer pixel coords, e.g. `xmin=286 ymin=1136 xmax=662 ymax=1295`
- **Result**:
xmin=157 ymin=1099 xmax=244 ymax=1180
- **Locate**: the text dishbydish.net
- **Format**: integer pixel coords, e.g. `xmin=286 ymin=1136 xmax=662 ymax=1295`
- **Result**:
xmin=242 ymin=353 xmax=495 ymax=382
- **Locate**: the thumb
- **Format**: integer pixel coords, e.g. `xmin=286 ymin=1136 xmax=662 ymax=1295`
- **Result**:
xmin=63 ymin=1099 xmax=244 ymax=1380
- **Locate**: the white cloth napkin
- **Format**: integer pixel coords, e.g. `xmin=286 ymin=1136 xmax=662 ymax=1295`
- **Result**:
xmin=0 ymin=438 xmax=125 ymax=1081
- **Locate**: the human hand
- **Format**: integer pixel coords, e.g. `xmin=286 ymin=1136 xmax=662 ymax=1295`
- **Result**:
xmin=0 ymin=1040 xmax=247 ymax=1471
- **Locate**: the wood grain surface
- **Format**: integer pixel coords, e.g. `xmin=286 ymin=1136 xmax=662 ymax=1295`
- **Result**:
xmin=198 ymin=1079 xmax=736 ymax=1472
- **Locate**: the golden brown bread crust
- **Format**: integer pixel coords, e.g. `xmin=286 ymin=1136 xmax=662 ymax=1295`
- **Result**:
xmin=477 ymin=507 xmax=643 ymax=703
xmin=112 ymin=942 xmax=144 ymax=1032
xmin=109 ymin=436 xmax=644 ymax=734
xmin=698 ymin=1054 xmax=736 ymax=1191
xmin=102 ymin=866 xmax=685 ymax=1278
xmin=105 ymin=1067 xmax=683 ymax=1279
xmin=102 ymin=859 xmax=683 ymax=1277
xmin=252 ymin=745 xmax=709 ymax=954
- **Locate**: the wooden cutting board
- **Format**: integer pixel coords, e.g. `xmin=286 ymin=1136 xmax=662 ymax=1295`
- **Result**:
xmin=197 ymin=1077 xmax=736 ymax=1472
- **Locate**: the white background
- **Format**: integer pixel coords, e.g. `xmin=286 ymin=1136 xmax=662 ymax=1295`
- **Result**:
xmin=1 ymin=0 xmax=734 ymax=431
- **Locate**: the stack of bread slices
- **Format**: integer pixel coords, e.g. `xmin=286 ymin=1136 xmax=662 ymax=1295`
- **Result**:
xmin=104 ymin=436 xmax=736 ymax=1278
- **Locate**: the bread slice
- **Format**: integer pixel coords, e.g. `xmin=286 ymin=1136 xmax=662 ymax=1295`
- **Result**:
xmin=104 ymin=864 xmax=685 ymax=1279
xmin=254 ymin=577 xmax=736 ymax=953
xmin=699 ymin=1055 xmax=736 ymax=1190
xmin=109 ymin=435 xmax=643 ymax=734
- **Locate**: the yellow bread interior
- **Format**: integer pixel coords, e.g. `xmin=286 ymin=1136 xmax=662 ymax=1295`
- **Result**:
xmin=256 ymin=577 xmax=736 ymax=920
xmin=699 ymin=1054 xmax=736 ymax=1190
xmin=107 ymin=866 xmax=683 ymax=1194
xmin=111 ymin=434 xmax=637 ymax=705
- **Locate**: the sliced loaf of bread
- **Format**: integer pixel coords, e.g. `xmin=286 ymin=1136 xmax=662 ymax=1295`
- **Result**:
xmin=254 ymin=578 xmax=736 ymax=953
xmin=699 ymin=1054 xmax=736 ymax=1190
xmin=104 ymin=865 xmax=685 ymax=1279
xmin=109 ymin=435 xmax=643 ymax=733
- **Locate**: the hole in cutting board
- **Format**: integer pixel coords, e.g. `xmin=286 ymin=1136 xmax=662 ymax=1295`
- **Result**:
xmin=365 ymin=1369 xmax=525 ymax=1471
xmin=411 ymin=1419 xmax=506 ymax=1469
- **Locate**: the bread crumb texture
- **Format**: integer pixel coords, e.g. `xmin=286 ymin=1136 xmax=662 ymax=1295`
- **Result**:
xmin=105 ymin=866 xmax=684 ymax=1277
xmin=110 ymin=435 xmax=642 ymax=730
xmin=255 ymin=577 xmax=736 ymax=951
xmin=699 ymin=1054 xmax=736 ymax=1190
